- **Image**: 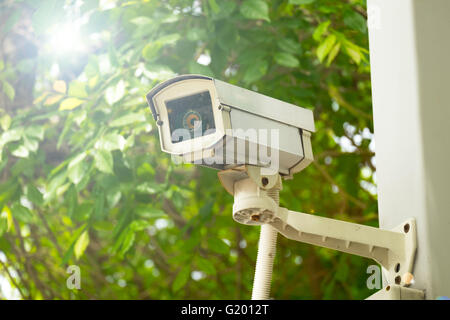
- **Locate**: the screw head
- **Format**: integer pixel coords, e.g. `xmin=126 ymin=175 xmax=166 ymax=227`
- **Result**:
xmin=403 ymin=272 xmax=414 ymax=286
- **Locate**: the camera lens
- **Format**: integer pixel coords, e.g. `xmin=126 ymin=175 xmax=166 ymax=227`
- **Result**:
xmin=183 ymin=110 xmax=202 ymax=130
xmin=166 ymin=90 xmax=216 ymax=143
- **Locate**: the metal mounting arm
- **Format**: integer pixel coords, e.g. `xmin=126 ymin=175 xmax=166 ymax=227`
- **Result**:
xmin=218 ymin=165 xmax=419 ymax=297
xmin=270 ymin=207 xmax=416 ymax=286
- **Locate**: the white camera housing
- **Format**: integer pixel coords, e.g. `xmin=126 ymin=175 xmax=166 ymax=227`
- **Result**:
xmin=146 ymin=74 xmax=315 ymax=178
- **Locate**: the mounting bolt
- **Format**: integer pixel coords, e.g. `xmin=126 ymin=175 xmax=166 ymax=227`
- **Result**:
xmin=402 ymin=272 xmax=414 ymax=286
xmin=251 ymin=215 xmax=260 ymax=222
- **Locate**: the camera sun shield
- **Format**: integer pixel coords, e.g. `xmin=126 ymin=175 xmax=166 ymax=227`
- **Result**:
xmin=146 ymin=74 xmax=315 ymax=178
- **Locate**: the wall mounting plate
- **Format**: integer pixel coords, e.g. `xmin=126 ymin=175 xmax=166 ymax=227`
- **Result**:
xmin=367 ymin=285 xmax=424 ymax=300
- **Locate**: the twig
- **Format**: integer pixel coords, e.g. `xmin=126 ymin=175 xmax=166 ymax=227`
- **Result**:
xmin=313 ymin=161 xmax=367 ymax=209
xmin=35 ymin=209 xmax=63 ymax=257
xmin=0 ymin=259 xmax=27 ymax=299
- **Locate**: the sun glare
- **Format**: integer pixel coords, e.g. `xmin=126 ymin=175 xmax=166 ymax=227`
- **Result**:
xmin=47 ymin=22 xmax=85 ymax=55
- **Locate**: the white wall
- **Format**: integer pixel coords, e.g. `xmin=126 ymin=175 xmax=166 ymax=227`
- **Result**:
xmin=368 ymin=0 xmax=450 ymax=299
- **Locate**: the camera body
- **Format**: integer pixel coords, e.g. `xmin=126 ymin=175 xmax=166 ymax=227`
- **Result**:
xmin=146 ymin=74 xmax=315 ymax=178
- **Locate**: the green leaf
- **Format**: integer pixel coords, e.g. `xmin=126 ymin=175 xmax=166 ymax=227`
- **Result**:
xmin=95 ymin=133 xmax=126 ymax=151
xmin=240 ymin=0 xmax=270 ymax=22
xmin=68 ymin=152 xmax=88 ymax=185
xmin=0 ymin=221 xmax=7 ymax=237
xmin=0 ymin=206 xmax=13 ymax=233
xmin=142 ymin=42 xmax=163 ymax=61
xmin=74 ymin=230 xmax=90 ymax=259
xmin=94 ymin=149 xmax=114 ymax=174
xmin=0 ymin=206 xmax=13 ymax=239
xmin=60 ymin=98 xmax=84 ymax=111
xmin=208 ymin=0 xmax=220 ymax=13
xmin=53 ymin=80 xmax=66 ymax=94
xmin=344 ymin=43 xmax=362 ymax=65
xmin=187 ymin=28 xmax=207 ymax=41
xmin=119 ymin=228 xmax=135 ymax=256
xmin=109 ymin=113 xmax=146 ymax=127
xmin=243 ymin=60 xmax=268 ymax=84
xmin=142 ymin=34 xmax=179 ymax=61
xmin=92 ymin=221 xmax=114 ymax=231
xmin=93 ymin=188 xmax=105 ymax=220
xmin=317 ymin=34 xmax=337 ymax=63
xmin=44 ymin=94 xmax=64 ymax=106
xmin=198 ymin=201 xmax=214 ymax=224
xmin=213 ymin=1 xmax=237 ymax=19
xmin=106 ymin=189 xmax=121 ymax=208
xmin=84 ymin=56 xmax=99 ymax=79
xmin=108 ymin=45 xmax=119 ymax=67
xmin=277 ymin=38 xmax=302 ymax=54
xmin=73 ymin=202 xmax=93 ymax=222
xmin=25 ymin=126 xmax=45 ymax=141
xmin=196 ymin=257 xmax=216 ymax=275
xmin=46 ymin=171 xmax=68 ymax=201
xmin=208 ymin=238 xmax=229 ymax=255
xmin=66 ymin=185 xmax=78 ymax=218
xmin=0 ymin=128 xmax=22 ymax=147
xmin=0 ymin=114 xmax=11 ymax=131
xmin=158 ymin=34 xmax=181 ymax=45
xmin=136 ymin=182 xmax=165 ymax=194
xmin=105 ymin=80 xmax=125 ymax=105
xmin=27 ymin=185 xmax=44 ymax=206
xmin=335 ymin=257 xmax=350 ymax=282
xmin=313 ymin=20 xmax=330 ymax=41
xmin=274 ymin=52 xmax=300 ymax=68
xmin=343 ymin=10 xmax=367 ymax=34
xmin=11 ymin=204 xmax=33 ymax=223
xmin=135 ymin=206 xmax=166 ymax=219
xmin=61 ymin=224 xmax=86 ymax=265
xmin=113 ymin=225 xmax=136 ymax=257
xmin=289 ymin=0 xmax=316 ymax=4
xmin=68 ymin=81 xmax=88 ymax=98
xmin=326 ymin=42 xmax=341 ymax=66
xmin=129 ymin=219 xmax=151 ymax=232
xmin=172 ymin=265 xmax=190 ymax=292
xmin=23 ymin=136 xmax=39 ymax=153
xmin=130 ymin=16 xmax=152 ymax=25
xmin=0 ymin=216 xmax=7 ymax=236
xmin=11 ymin=145 xmax=29 ymax=158
xmin=2 ymin=80 xmax=15 ymax=101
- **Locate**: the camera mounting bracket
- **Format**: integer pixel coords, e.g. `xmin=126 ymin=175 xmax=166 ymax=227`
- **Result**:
xmin=218 ymin=165 xmax=422 ymax=299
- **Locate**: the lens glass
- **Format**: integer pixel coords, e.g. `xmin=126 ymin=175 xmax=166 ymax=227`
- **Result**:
xmin=166 ymin=91 xmax=216 ymax=143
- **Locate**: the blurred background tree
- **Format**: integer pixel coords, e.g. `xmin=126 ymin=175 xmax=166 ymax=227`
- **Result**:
xmin=0 ymin=0 xmax=378 ymax=299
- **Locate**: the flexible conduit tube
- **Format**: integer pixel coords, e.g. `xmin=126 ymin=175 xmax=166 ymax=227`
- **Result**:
xmin=251 ymin=188 xmax=279 ymax=300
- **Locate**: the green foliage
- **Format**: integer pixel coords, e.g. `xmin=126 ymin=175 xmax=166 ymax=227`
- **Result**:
xmin=0 ymin=0 xmax=377 ymax=300
xmin=240 ymin=0 xmax=271 ymax=22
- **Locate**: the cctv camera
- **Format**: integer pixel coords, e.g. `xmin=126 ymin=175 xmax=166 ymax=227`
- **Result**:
xmin=146 ymin=74 xmax=315 ymax=178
